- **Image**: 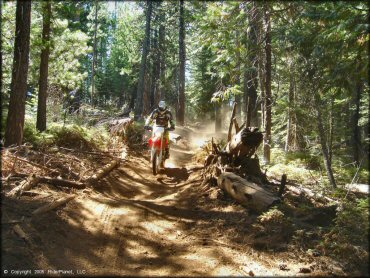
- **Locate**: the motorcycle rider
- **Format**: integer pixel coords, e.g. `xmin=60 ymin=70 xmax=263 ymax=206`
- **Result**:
xmin=144 ymin=100 xmax=175 ymax=159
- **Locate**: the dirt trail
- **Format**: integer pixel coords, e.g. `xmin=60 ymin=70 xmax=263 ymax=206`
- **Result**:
xmin=2 ymin=127 xmax=339 ymax=276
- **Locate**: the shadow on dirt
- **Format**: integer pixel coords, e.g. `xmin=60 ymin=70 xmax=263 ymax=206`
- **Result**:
xmin=158 ymin=167 xmax=189 ymax=183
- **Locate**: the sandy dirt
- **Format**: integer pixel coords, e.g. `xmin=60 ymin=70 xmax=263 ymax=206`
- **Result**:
xmin=2 ymin=127 xmax=347 ymax=277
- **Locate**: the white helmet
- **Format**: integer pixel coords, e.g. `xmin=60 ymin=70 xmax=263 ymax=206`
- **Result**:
xmin=158 ymin=100 xmax=166 ymax=111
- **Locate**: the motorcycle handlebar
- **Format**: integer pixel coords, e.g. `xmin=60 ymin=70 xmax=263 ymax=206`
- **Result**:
xmin=145 ymin=126 xmax=174 ymax=132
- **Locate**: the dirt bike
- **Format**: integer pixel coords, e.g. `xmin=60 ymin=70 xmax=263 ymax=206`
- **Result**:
xmin=147 ymin=125 xmax=170 ymax=175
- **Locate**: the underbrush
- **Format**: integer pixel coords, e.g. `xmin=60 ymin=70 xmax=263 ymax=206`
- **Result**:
xmin=266 ymin=148 xmax=369 ymax=187
xmin=251 ymin=207 xmax=294 ymax=249
xmin=123 ymin=121 xmax=145 ymax=148
xmin=319 ymin=199 xmax=369 ymax=272
xmin=23 ymin=120 xmax=110 ymax=151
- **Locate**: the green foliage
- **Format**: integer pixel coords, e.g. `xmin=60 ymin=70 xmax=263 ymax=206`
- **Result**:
xmin=23 ymin=121 xmax=50 ymax=147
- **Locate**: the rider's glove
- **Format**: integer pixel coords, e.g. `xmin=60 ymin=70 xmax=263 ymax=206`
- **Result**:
xmin=169 ymin=126 xmax=175 ymax=131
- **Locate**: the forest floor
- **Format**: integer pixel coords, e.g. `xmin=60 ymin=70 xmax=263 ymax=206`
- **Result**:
xmin=1 ymin=126 xmax=363 ymax=276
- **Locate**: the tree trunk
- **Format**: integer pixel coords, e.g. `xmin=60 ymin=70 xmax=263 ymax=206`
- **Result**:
xmin=217 ymin=172 xmax=279 ymax=212
xmin=215 ymin=103 xmax=222 ymax=133
xmin=91 ymin=0 xmax=98 ymax=106
xmin=235 ymin=30 xmax=242 ymax=122
xmin=285 ymin=57 xmax=294 ymax=152
xmin=314 ymin=94 xmax=337 ymax=188
xmin=143 ymin=73 xmax=151 ymax=115
xmin=150 ymin=28 xmax=158 ymax=108
xmin=177 ymin=0 xmax=186 ymax=125
xmin=263 ymin=5 xmax=272 ymax=164
xmin=4 ymin=0 xmax=31 ymax=147
xmin=352 ymin=58 xmax=362 ymax=166
xmin=244 ymin=3 xmax=259 ymax=127
xmin=328 ymin=98 xmax=334 ymax=163
xmin=258 ymin=44 xmax=265 ymax=130
xmin=36 ymin=1 xmax=51 ymax=132
xmin=0 ymin=3 xmax=3 ymax=94
xmin=134 ymin=0 xmax=152 ymax=120
xmin=159 ymin=14 xmax=166 ymax=100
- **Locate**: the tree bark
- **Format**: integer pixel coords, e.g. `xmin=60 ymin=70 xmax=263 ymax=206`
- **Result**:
xmin=36 ymin=1 xmax=51 ymax=132
xmin=91 ymin=0 xmax=98 ymax=106
xmin=263 ymin=5 xmax=272 ymax=164
xmin=5 ymin=0 xmax=32 ymax=147
xmin=135 ymin=0 xmax=152 ymax=120
xmin=177 ymin=0 xmax=186 ymax=125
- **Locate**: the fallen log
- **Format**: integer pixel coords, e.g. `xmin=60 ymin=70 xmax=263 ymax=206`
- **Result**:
xmin=9 ymin=173 xmax=85 ymax=189
xmin=217 ymin=172 xmax=280 ymax=212
xmin=286 ymin=184 xmax=338 ymax=204
xmin=84 ymin=159 xmax=120 ymax=182
xmin=32 ymin=195 xmax=76 ymax=215
xmin=7 ymin=174 xmax=40 ymax=197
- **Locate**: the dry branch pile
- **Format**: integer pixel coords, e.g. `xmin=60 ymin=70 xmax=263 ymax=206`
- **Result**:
xmin=202 ymin=103 xmax=282 ymax=212
xmin=2 ymin=130 xmax=126 ymax=199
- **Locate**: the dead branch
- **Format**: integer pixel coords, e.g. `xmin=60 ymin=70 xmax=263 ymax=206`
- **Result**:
xmin=32 ymin=195 xmax=76 ymax=215
xmin=7 ymin=174 xmax=40 ymax=197
xmin=84 ymin=159 xmax=120 ymax=183
xmin=7 ymin=154 xmax=59 ymax=175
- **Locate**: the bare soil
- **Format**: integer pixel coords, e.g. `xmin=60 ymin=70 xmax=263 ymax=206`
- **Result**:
xmin=1 ymin=127 xmax=352 ymax=276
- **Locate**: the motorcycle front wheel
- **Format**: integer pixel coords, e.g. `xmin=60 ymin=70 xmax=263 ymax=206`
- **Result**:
xmin=152 ymin=152 xmax=160 ymax=175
